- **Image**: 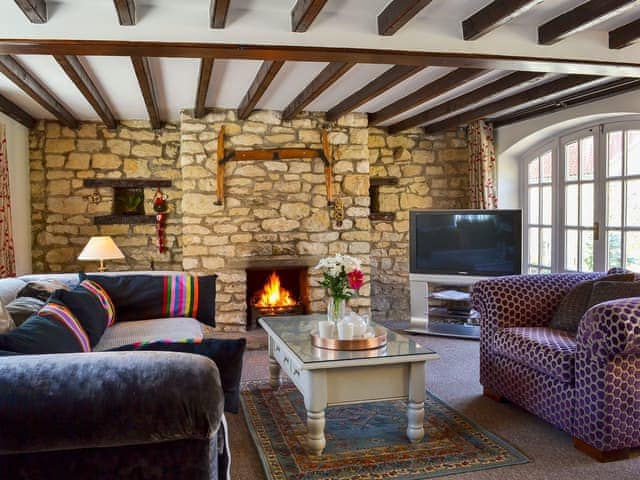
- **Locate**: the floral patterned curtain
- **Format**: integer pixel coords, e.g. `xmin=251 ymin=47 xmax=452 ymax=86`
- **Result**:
xmin=468 ymin=119 xmax=498 ymax=209
xmin=0 ymin=124 xmax=16 ymax=277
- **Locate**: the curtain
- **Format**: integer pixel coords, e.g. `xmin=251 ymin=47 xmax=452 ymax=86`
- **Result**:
xmin=468 ymin=120 xmax=498 ymax=209
xmin=0 ymin=124 xmax=16 ymax=277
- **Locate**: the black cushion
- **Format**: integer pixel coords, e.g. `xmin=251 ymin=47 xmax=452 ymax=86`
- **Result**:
xmin=80 ymin=274 xmax=217 ymax=327
xmin=109 ymin=338 xmax=246 ymax=413
xmin=51 ymin=285 xmax=108 ymax=347
xmin=588 ymin=280 xmax=640 ymax=309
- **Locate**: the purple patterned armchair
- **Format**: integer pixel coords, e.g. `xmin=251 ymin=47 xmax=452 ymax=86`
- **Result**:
xmin=472 ymin=273 xmax=640 ymax=461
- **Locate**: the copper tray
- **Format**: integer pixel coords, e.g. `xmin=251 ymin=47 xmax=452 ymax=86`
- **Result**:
xmin=310 ymin=326 xmax=387 ymax=351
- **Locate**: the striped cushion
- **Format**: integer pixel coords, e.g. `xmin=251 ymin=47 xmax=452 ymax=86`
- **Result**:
xmin=80 ymin=279 xmax=116 ymax=327
xmin=39 ymin=301 xmax=91 ymax=352
xmin=163 ymin=275 xmax=200 ymax=319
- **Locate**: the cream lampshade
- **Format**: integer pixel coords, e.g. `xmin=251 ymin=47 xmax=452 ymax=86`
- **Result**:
xmin=78 ymin=236 xmax=125 ymax=272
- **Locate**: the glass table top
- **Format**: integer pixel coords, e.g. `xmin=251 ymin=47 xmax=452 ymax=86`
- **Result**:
xmin=259 ymin=314 xmax=438 ymax=365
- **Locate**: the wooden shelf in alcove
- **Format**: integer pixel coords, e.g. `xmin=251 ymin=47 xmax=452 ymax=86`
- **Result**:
xmin=369 ymin=176 xmax=399 ymax=222
xmin=83 ymin=179 xmax=172 ymax=188
xmin=94 ymin=215 xmax=157 ymax=225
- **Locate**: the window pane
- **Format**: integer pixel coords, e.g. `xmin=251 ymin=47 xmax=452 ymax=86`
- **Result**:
xmin=528 ymin=266 xmax=540 ymax=274
xmin=528 ymin=158 xmax=540 ymax=184
xmin=541 ymin=151 xmax=552 ymax=183
xmin=581 ymin=230 xmax=594 ymax=272
xmin=607 ymin=181 xmax=622 ymax=227
xmin=625 ymin=231 xmax=640 ymax=272
xmin=529 ymin=228 xmax=539 ymax=265
xmin=580 ymin=183 xmax=594 ymax=227
xmin=529 ymin=187 xmax=539 ymax=224
xmin=565 ymin=229 xmax=578 ymax=270
xmin=565 ymin=141 xmax=578 ymax=181
xmin=541 ymin=227 xmax=552 ymax=267
xmin=608 ymin=131 xmax=623 ymax=177
xmin=580 ymin=136 xmax=594 ymax=180
xmin=566 ymin=184 xmax=579 ymax=226
xmin=627 ymin=130 xmax=640 ymax=176
xmin=542 ymin=186 xmax=552 ymax=225
xmin=608 ymin=230 xmax=622 ymax=269
xmin=626 ymin=179 xmax=640 ymax=227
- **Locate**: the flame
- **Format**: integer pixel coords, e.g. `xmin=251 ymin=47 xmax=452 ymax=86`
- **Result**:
xmin=255 ymin=272 xmax=297 ymax=307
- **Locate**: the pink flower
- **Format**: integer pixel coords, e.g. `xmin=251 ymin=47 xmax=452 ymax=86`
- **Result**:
xmin=347 ymin=269 xmax=364 ymax=291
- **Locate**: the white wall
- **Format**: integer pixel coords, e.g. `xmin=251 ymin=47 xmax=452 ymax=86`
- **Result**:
xmin=495 ymin=89 xmax=640 ymax=208
xmin=1 ymin=113 xmax=31 ymax=275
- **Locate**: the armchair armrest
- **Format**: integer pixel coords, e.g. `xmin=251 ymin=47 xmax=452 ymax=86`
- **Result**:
xmin=0 ymin=351 xmax=224 ymax=455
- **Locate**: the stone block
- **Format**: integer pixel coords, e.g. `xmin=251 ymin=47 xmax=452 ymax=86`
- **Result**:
xmin=333 ymin=160 xmax=354 ymax=174
xmin=280 ymin=202 xmax=311 ymax=220
xmin=45 ymin=154 xmax=66 ymax=168
xmin=45 ymin=139 xmax=75 ymax=153
xmin=46 ymin=123 xmax=61 ymax=137
xmin=76 ymin=139 xmax=104 ymax=153
xmin=47 ymin=179 xmax=71 ymax=196
xmin=387 ymin=136 xmax=416 ymax=150
xmin=343 ymin=175 xmax=369 ymax=196
xmin=181 ymin=141 xmax=205 ymax=155
xmin=92 ymin=153 xmax=122 ymax=169
xmin=265 ymin=134 xmax=296 ymax=144
xmin=349 ymin=128 xmax=368 ymax=145
xmin=132 ymin=143 xmax=162 ymax=157
xmin=182 ymin=193 xmax=218 ymax=214
xmin=45 ymin=247 xmax=75 ymax=264
xmin=66 ymin=153 xmax=90 ymax=170
xmin=232 ymin=134 xmax=263 ymax=146
xmin=124 ymin=158 xmax=151 ymax=177
xmin=261 ymin=218 xmax=299 ymax=232
xmin=301 ymin=210 xmax=330 ymax=232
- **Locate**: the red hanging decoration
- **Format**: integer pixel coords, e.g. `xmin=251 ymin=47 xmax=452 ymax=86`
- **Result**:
xmin=153 ymin=188 xmax=168 ymax=253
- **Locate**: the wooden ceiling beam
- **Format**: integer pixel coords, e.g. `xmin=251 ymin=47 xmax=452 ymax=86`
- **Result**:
xmin=378 ymin=0 xmax=433 ymax=36
xmin=462 ymin=0 xmax=543 ymax=40
xmin=291 ymin=0 xmax=328 ymax=32
xmin=326 ymin=65 xmax=423 ymax=122
xmin=0 ymin=40 xmax=639 ymax=77
xmin=423 ymin=75 xmax=602 ymax=133
xmin=210 ymin=0 xmax=230 ymax=29
xmin=14 ymin=0 xmax=47 ymax=23
xmin=54 ymin=54 xmax=117 ymax=129
xmin=130 ymin=56 xmax=161 ymax=129
xmin=0 ymin=55 xmax=77 ymax=128
xmin=237 ymin=60 xmax=284 ymax=120
xmin=113 ymin=0 xmax=135 ymax=26
xmin=368 ymin=68 xmax=485 ymax=126
xmin=538 ymin=0 xmax=637 ymax=45
xmin=387 ymin=71 xmax=545 ymax=133
xmin=283 ymin=62 xmax=354 ymax=121
xmin=194 ymin=57 xmax=214 ymax=118
xmin=609 ymin=18 xmax=640 ymax=49
xmin=491 ymin=78 xmax=640 ymax=127
xmin=0 ymin=93 xmax=36 ymax=128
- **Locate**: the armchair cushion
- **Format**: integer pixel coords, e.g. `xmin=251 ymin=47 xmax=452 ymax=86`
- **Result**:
xmin=587 ymin=280 xmax=640 ymax=309
xmin=494 ymin=327 xmax=577 ymax=384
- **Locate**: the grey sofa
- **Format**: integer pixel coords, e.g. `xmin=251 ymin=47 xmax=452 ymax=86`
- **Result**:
xmin=0 ymin=272 xmax=229 ymax=480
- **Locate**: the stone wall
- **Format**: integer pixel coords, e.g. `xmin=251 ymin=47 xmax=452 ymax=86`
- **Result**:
xmin=368 ymin=127 xmax=470 ymax=322
xmin=29 ymin=121 xmax=182 ymax=273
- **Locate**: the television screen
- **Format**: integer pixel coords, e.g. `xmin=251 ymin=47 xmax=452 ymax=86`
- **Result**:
xmin=410 ymin=209 xmax=522 ymax=277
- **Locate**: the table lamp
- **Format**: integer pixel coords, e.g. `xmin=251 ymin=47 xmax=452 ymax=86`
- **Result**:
xmin=78 ymin=236 xmax=125 ymax=272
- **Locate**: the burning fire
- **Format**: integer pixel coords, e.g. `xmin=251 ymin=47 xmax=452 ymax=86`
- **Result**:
xmin=254 ymin=272 xmax=297 ymax=308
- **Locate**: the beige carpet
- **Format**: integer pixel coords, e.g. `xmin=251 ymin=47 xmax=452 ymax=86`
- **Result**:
xmin=227 ymin=327 xmax=640 ymax=480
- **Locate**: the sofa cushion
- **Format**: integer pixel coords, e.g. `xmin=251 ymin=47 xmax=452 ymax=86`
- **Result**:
xmin=4 ymin=297 xmax=46 ymax=327
xmin=587 ymin=280 xmax=640 ymax=309
xmin=0 ymin=301 xmax=91 ymax=354
xmin=109 ymin=338 xmax=247 ymax=413
xmin=549 ymin=272 xmax=634 ymax=333
xmin=51 ymin=283 xmax=109 ymax=347
xmin=79 ymin=279 xmax=116 ymax=327
xmin=493 ymin=327 xmax=577 ymax=384
xmin=93 ymin=317 xmax=204 ymax=351
xmin=0 ymin=299 xmax=15 ymax=334
xmin=0 ymin=277 xmax=26 ymax=306
xmin=17 ymin=279 xmax=71 ymax=302
xmin=82 ymin=273 xmax=217 ymax=326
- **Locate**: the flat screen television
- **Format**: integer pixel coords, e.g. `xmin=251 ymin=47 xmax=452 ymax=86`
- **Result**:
xmin=410 ymin=209 xmax=522 ymax=277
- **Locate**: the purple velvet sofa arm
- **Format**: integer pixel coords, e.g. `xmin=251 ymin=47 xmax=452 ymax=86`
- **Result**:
xmin=0 ymin=351 xmax=224 ymax=455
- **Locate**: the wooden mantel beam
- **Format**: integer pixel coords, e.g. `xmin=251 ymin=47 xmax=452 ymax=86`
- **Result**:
xmin=378 ymin=0 xmax=433 ymax=36
xmin=291 ymin=0 xmax=328 ymax=32
xmin=54 ymin=54 xmax=118 ymax=129
xmin=113 ymin=0 xmax=136 ymax=26
xmin=0 ymin=93 xmax=36 ymax=129
xmin=462 ymin=0 xmax=543 ymax=40
xmin=237 ymin=60 xmax=284 ymax=120
xmin=14 ymin=0 xmax=47 ymax=23
xmin=0 ymin=54 xmax=77 ymax=128
xmin=130 ymin=56 xmax=161 ymax=129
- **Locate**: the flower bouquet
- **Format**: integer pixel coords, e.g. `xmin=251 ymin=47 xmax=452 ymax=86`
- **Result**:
xmin=313 ymin=254 xmax=364 ymax=323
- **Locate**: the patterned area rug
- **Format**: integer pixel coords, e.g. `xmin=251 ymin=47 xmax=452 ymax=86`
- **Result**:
xmin=241 ymin=382 xmax=529 ymax=480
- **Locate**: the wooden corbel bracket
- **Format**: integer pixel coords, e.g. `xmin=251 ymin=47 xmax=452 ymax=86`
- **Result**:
xmin=214 ymin=126 xmax=333 ymax=205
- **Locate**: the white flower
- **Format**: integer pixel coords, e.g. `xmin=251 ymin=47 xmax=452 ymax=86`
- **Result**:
xmin=313 ymin=253 xmax=361 ymax=276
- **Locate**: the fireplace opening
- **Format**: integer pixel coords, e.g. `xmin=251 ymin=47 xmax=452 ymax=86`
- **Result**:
xmin=246 ymin=267 xmax=309 ymax=329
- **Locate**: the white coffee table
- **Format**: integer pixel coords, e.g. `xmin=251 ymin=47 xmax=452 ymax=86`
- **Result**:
xmin=259 ymin=314 xmax=439 ymax=455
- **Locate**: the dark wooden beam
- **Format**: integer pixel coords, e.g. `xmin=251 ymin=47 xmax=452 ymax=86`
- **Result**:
xmin=368 ymin=68 xmax=485 ymax=126
xmin=130 ymin=56 xmax=161 ymax=129
xmin=491 ymin=78 xmax=640 ymax=127
xmin=0 ymin=40 xmax=639 ymax=77
xmin=194 ymin=57 xmax=214 ymax=118
xmin=282 ymin=62 xmax=354 ymax=121
xmin=378 ymin=0 xmax=433 ymax=35
xmin=609 ymin=18 xmax=640 ymax=49
xmin=462 ymin=0 xmax=543 ymax=40
xmin=237 ymin=60 xmax=284 ymax=120
xmin=326 ymin=65 xmax=423 ymax=122
xmin=54 ymin=55 xmax=117 ymax=129
xmin=14 ymin=0 xmax=47 ymax=23
xmin=423 ymin=75 xmax=602 ymax=133
xmin=113 ymin=0 xmax=135 ymax=25
xmin=0 ymin=55 xmax=77 ymax=128
xmin=0 ymin=93 xmax=36 ymax=128
xmin=387 ymin=71 xmax=545 ymax=133
xmin=538 ymin=0 xmax=637 ymax=45
xmin=291 ymin=0 xmax=328 ymax=32
xmin=210 ymin=0 xmax=230 ymax=29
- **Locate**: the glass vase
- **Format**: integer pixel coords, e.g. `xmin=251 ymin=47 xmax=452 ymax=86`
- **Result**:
xmin=327 ymin=296 xmax=346 ymax=324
